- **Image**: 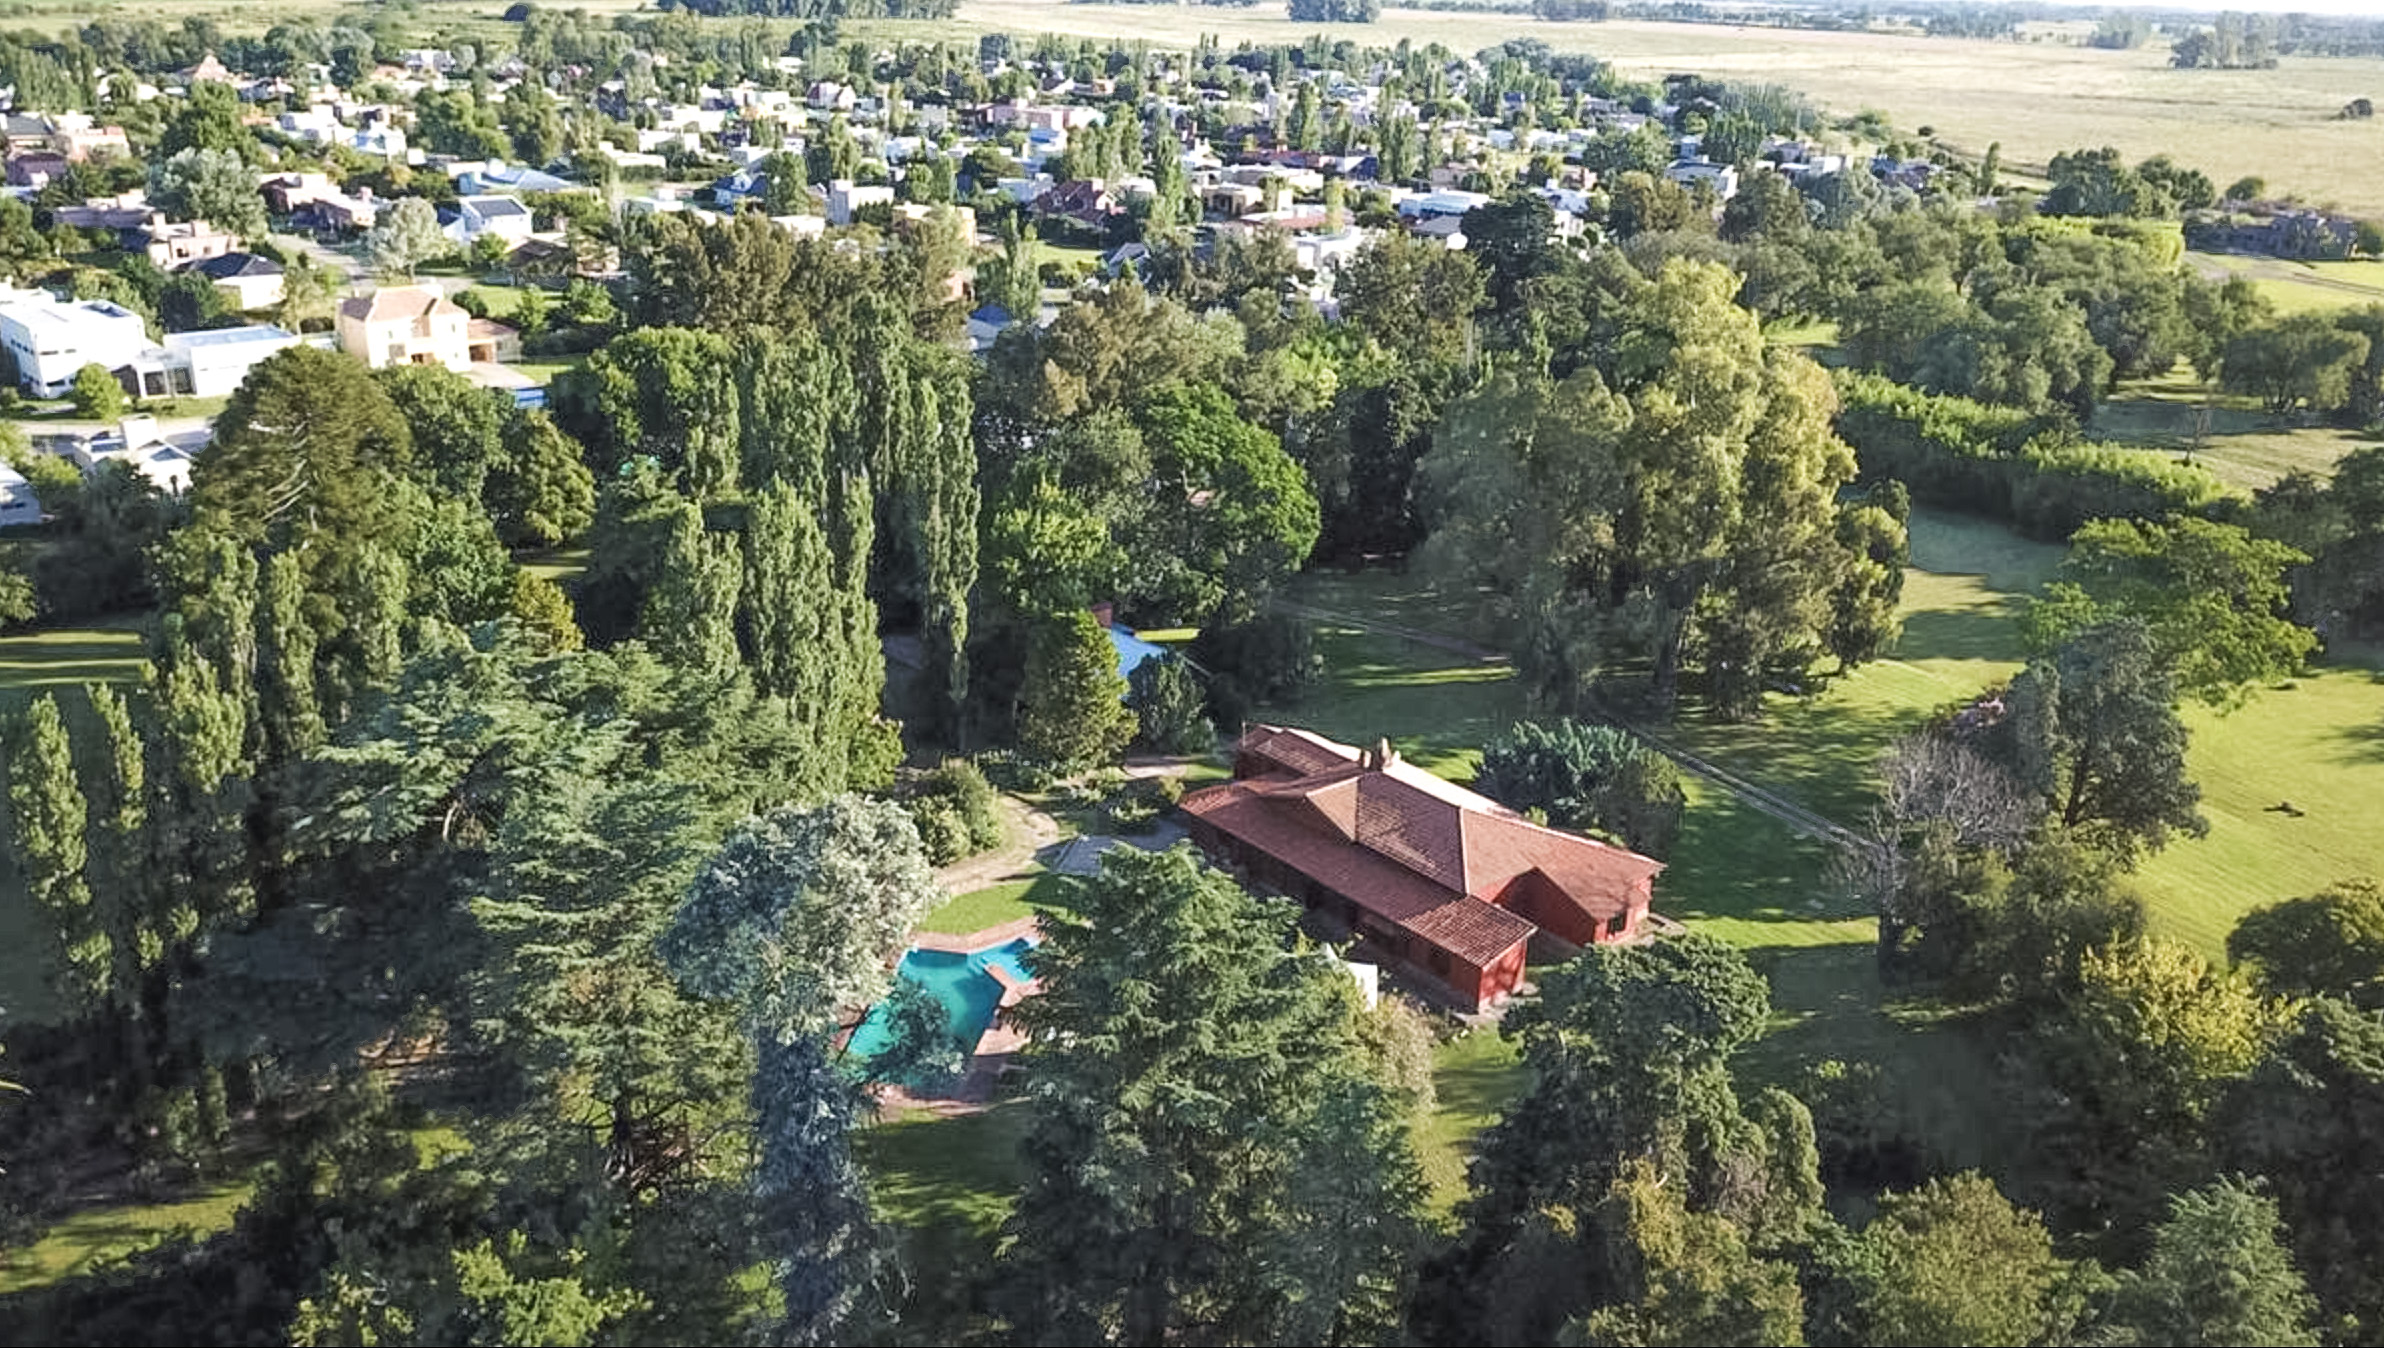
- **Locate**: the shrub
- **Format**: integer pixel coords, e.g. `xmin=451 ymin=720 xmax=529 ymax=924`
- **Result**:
xmin=1834 ymin=371 xmax=2239 ymax=539
xmin=1473 ymin=717 xmax=1686 ymax=858
xmin=1127 ymin=657 xmax=1213 ymax=754
xmin=69 ymin=363 xmax=123 ymax=420
xmin=906 ymin=759 xmax=1006 ymax=864
xmin=1189 ymin=611 xmax=1321 ymax=727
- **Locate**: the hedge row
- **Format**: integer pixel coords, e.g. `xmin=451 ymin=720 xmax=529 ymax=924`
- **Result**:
xmin=1834 ymin=371 xmax=2238 ymax=540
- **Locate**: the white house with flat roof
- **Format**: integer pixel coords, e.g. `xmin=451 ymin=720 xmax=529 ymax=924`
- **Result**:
xmin=164 ymin=324 xmax=304 ymax=398
xmin=70 ymin=415 xmax=199 ymax=494
xmin=0 ymin=296 xmax=154 ymax=398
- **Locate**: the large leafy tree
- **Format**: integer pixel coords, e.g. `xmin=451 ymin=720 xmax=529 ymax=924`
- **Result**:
xmin=2228 ymin=877 xmax=2384 ymax=1004
xmin=1127 ymin=383 xmax=1320 ymax=623
xmin=2025 ymin=515 xmax=2314 ymax=708
xmin=377 ymin=363 xmax=511 ymax=501
xmin=1439 ymin=934 xmax=1820 ymax=1344
xmin=148 ymin=146 xmax=267 ymax=241
xmin=1418 ymin=259 xmax=1889 ymax=717
xmin=2102 ymin=1178 xmax=2320 ymax=1348
xmin=997 ymin=844 xmax=1426 ymax=1346
xmin=2033 ymin=936 xmax=2283 ymax=1235
xmin=2218 ymin=1000 xmax=2384 ymax=1336
xmin=661 ymin=797 xmax=944 ymax=1346
xmin=1807 ymin=1173 xmax=2097 ymax=1348
xmin=1993 ymin=619 xmax=2206 ymax=863
xmin=2223 ymin=315 xmax=2370 ymax=417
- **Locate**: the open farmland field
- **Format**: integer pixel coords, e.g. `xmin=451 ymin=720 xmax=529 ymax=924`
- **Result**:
xmin=2191 ymin=251 xmax=2384 ymax=318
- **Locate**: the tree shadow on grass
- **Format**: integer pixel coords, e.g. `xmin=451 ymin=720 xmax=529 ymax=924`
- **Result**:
xmin=1738 ymin=942 xmax=2019 ymax=1181
xmin=1896 ymin=597 xmax=2030 ymax=664
xmin=2336 ymin=713 xmax=2384 ymax=765
xmin=1660 ymin=790 xmax=1853 ymax=931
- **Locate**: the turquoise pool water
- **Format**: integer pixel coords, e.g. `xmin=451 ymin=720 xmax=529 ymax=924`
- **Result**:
xmin=845 ymin=936 xmax=1038 ymax=1062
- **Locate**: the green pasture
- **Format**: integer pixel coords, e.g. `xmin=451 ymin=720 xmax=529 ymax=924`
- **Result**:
xmin=2092 ymin=369 xmax=2377 ymax=492
xmin=1663 ymin=508 xmax=2062 ymax=826
xmin=2136 ymin=666 xmax=2384 ymax=958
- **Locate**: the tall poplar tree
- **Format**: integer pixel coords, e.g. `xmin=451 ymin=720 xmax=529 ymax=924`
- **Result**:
xmin=7 ymin=694 xmax=104 ymax=1010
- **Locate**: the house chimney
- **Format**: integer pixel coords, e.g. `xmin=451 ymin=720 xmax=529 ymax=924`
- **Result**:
xmin=118 ymin=413 xmax=158 ymax=447
xmin=1374 ymin=737 xmax=1396 ymax=769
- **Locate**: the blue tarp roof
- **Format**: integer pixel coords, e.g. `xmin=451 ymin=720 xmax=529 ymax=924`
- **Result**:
xmin=1107 ymin=625 xmax=1169 ymax=683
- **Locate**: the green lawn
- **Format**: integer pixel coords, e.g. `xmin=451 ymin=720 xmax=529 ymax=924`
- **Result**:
xmin=2091 ymin=366 xmax=2378 ymax=491
xmin=1663 ymin=508 xmax=2063 ymax=827
xmin=0 ymin=1180 xmax=252 ymax=1295
xmin=1269 ymin=570 xmax=1523 ymax=781
xmin=2136 ymin=664 xmax=2384 ymax=958
xmin=915 ymin=872 xmax=1080 ymax=936
xmin=517 ymin=545 xmax=591 ymax=585
xmin=857 ymin=1103 xmax=1029 ymax=1334
xmin=1417 ymin=1029 xmax=1524 ymax=1217
xmin=0 ymin=619 xmax=149 ymax=691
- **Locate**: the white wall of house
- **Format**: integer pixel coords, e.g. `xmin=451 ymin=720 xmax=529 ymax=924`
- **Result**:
xmin=0 ymin=462 xmax=41 ymax=526
xmin=165 ymin=326 xmax=303 ymax=398
xmin=0 ymin=299 xmax=153 ymax=397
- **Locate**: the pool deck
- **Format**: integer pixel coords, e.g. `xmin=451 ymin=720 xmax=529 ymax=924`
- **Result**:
xmin=867 ymin=917 xmax=1048 ymax=1113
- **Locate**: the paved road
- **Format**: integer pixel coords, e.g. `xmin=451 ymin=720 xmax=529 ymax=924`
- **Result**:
xmin=1275 ymin=599 xmax=1866 ymax=848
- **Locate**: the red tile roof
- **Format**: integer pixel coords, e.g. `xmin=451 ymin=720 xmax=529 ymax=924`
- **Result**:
xmin=1190 ymin=725 xmax=1665 ymax=963
xmin=1182 ymin=778 xmax=1537 ymax=968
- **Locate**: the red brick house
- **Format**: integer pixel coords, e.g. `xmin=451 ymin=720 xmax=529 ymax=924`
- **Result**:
xmin=1180 ymin=726 xmax=1665 ymax=1011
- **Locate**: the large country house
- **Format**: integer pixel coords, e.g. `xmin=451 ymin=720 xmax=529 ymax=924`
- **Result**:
xmin=1181 ymin=726 xmax=1665 ymax=1011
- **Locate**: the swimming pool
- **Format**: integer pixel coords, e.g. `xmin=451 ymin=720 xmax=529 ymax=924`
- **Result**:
xmin=845 ymin=936 xmax=1038 ymax=1063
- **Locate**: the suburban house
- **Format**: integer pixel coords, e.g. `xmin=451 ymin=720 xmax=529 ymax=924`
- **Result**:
xmin=1664 ymin=159 xmax=1740 ymax=199
xmin=1181 ymin=726 xmax=1666 ymax=1011
xmin=827 ymin=179 xmax=895 ymax=226
xmin=336 ymin=285 xmax=469 ymax=371
xmin=187 ymin=252 xmax=285 ymax=310
xmin=70 ymin=415 xmax=199 ymax=494
xmin=164 ymin=325 xmax=304 ymax=397
xmin=140 ymin=216 xmax=239 ymax=269
xmin=4 ymin=150 xmax=67 ymax=188
xmin=48 ymin=114 xmax=130 ymax=161
xmin=443 ymin=194 xmax=536 ymax=246
xmin=465 ymin=317 xmax=522 ymax=364
xmin=0 ymin=295 xmax=156 ymax=398
xmin=0 ymin=462 xmax=41 ymax=527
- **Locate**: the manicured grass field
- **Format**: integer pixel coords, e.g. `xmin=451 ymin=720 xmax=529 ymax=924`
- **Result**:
xmin=1418 ymin=1028 xmax=1524 ymax=1217
xmin=0 ymin=619 xmax=149 ymax=691
xmin=1664 ymin=508 xmax=2063 ymax=826
xmin=2192 ymin=251 xmax=2384 ymax=320
xmin=2136 ymin=666 xmax=2384 ymax=959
